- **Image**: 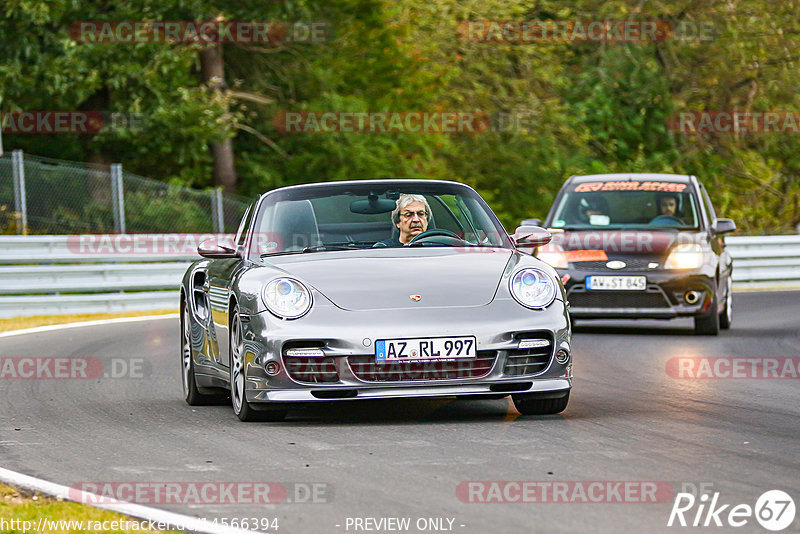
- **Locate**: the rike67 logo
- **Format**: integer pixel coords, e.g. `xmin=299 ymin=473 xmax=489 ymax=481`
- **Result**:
xmin=668 ymin=489 xmax=795 ymax=531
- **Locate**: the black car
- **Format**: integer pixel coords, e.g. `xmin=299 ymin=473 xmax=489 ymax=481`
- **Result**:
xmin=524 ymin=173 xmax=735 ymax=335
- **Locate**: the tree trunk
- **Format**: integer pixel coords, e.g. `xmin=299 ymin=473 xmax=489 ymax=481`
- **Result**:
xmin=199 ymin=44 xmax=237 ymax=193
xmin=77 ymin=86 xmax=113 ymax=204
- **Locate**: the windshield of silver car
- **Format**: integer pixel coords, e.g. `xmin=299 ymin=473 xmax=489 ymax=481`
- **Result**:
xmin=248 ymin=183 xmax=513 ymax=256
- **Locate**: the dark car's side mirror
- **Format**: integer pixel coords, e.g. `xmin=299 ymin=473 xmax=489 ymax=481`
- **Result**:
xmin=198 ymin=238 xmax=239 ymax=258
xmin=711 ymin=218 xmax=736 ymax=235
xmin=521 ymin=218 xmax=541 ymax=227
xmin=514 ymin=225 xmax=552 ymax=247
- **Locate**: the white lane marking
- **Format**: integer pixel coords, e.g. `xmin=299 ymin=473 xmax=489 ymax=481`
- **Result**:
xmin=0 ymin=314 xmax=178 ymax=339
xmin=0 ymin=466 xmax=260 ymax=534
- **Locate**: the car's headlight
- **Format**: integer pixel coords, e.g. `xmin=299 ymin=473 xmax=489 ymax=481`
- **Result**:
xmin=535 ymin=243 xmax=568 ymax=269
xmin=262 ymin=278 xmax=312 ymax=319
xmin=664 ymin=243 xmax=705 ymax=270
xmin=510 ymin=268 xmax=557 ymax=309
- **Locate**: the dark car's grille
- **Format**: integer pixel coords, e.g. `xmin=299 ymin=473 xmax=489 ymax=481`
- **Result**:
xmin=572 ymin=258 xmax=657 ymax=270
xmin=503 ymin=339 xmax=553 ymax=376
xmin=568 ymin=289 xmax=670 ymax=309
xmin=348 ymin=351 xmax=498 ymax=382
xmin=283 ymin=356 xmax=340 ymax=383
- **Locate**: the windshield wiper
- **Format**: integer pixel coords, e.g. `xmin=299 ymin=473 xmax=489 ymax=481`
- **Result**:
xmin=260 ymin=244 xmax=360 ymax=258
xmin=301 ymin=244 xmax=360 ymax=253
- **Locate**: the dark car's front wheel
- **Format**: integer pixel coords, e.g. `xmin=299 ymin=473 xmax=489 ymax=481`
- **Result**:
xmin=230 ymin=306 xmax=287 ymax=422
xmin=694 ymin=293 xmax=720 ymax=335
xmin=719 ymin=276 xmax=732 ymax=330
xmin=512 ymin=391 xmax=570 ymax=415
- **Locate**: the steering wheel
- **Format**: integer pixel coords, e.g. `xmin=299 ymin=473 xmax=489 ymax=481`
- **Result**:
xmin=407 ymin=228 xmax=462 ymax=246
xmin=649 ymin=214 xmax=684 ymax=226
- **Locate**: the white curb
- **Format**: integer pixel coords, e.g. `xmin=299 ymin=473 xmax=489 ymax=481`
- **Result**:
xmin=0 ymin=466 xmax=260 ymax=534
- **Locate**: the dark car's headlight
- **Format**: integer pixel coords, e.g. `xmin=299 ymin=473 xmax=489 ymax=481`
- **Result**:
xmin=510 ymin=268 xmax=557 ymax=309
xmin=536 ymin=243 xmax=568 ymax=269
xmin=262 ymin=278 xmax=312 ymax=319
xmin=664 ymin=243 xmax=705 ymax=270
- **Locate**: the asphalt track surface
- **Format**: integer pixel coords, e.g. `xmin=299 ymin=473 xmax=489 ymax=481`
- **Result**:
xmin=1 ymin=291 xmax=798 ymax=534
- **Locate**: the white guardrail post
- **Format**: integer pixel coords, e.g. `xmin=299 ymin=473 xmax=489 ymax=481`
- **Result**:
xmin=11 ymin=150 xmax=27 ymax=235
xmin=0 ymin=234 xmax=798 ymax=319
xmin=212 ymin=188 xmax=225 ymax=234
xmin=110 ymin=163 xmax=126 ymax=234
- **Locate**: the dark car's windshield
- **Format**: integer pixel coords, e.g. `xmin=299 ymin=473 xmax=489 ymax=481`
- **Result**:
xmin=248 ymin=181 xmax=512 ymax=256
xmin=548 ymin=181 xmax=700 ymax=230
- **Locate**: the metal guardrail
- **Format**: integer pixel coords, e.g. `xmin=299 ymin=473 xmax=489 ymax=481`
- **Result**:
xmin=0 ymin=234 xmax=798 ymax=319
xmin=0 ymin=235 xmax=201 ymax=319
xmin=726 ymin=235 xmax=800 ymax=289
xmin=0 ymin=291 xmax=179 ymax=318
xmin=0 ymin=263 xmax=190 ymax=294
xmin=0 ymin=235 xmax=205 ymax=263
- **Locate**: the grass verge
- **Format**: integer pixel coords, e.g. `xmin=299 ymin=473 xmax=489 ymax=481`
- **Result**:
xmin=0 ymin=483 xmax=170 ymax=532
xmin=0 ymin=310 xmax=178 ymax=334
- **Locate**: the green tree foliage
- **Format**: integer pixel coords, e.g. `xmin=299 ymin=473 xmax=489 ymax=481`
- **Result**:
xmin=1 ymin=0 xmax=799 ymax=233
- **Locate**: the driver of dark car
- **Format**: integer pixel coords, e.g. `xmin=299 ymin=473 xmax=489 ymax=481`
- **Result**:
xmin=374 ymin=193 xmax=431 ymax=247
xmin=658 ymin=194 xmax=678 ymax=217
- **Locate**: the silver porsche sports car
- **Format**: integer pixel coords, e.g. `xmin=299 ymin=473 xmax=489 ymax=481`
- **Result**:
xmin=180 ymin=180 xmax=572 ymax=421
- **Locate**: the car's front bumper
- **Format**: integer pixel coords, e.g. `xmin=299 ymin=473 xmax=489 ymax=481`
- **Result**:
xmin=561 ymin=268 xmax=716 ymax=319
xmin=236 ymin=296 xmax=571 ymax=404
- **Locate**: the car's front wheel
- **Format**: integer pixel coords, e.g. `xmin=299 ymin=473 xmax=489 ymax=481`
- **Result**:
xmin=719 ymin=275 xmax=732 ymax=330
xmin=512 ymin=392 xmax=570 ymax=415
xmin=230 ymin=306 xmax=287 ymax=422
xmin=182 ymin=300 xmax=223 ymax=405
xmin=694 ymin=293 xmax=720 ymax=335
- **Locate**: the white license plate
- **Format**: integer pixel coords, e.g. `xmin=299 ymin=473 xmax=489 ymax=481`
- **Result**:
xmin=586 ymin=276 xmax=646 ymax=290
xmin=376 ymin=336 xmax=476 ymax=362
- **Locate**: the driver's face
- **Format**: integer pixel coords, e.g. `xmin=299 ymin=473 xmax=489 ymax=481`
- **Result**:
xmin=396 ymin=201 xmax=429 ymax=244
xmin=659 ymin=197 xmax=677 ymax=216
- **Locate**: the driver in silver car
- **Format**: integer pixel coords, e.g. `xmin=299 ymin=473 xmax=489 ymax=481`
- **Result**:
xmin=375 ymin=193 xmax=431 ymax=246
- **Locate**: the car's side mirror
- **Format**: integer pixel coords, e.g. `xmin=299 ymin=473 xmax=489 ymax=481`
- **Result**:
xmin=711 ymin=218 xmax=736 ymax=235
xmin=521 ymin=218 xmax=541 ymax=227
xmin=198 ymin=238 xmax=239 ymax=258
xmin=514 ymin=225 xmax=552 ymax=247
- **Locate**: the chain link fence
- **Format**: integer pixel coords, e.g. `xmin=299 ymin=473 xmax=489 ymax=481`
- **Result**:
xmin=0 ymin=151 xmax=251 ymax=235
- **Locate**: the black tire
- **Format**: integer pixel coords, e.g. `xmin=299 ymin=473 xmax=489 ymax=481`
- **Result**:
xmin=181 ymin=300 xmax=223 ymax=405
xmin=694 ymin=294 xmax=720 ymax=335
xmin=719 ymin=276 xmax=732 ymax=330
xmin=512 ymin=392 xmax=570 ymax=415
xmin=230 ymin=306 xmax=287 ymax=422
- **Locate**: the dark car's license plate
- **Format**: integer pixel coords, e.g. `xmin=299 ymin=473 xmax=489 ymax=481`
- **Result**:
xmin=586 ymin=276 xmax=646 ymax=290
